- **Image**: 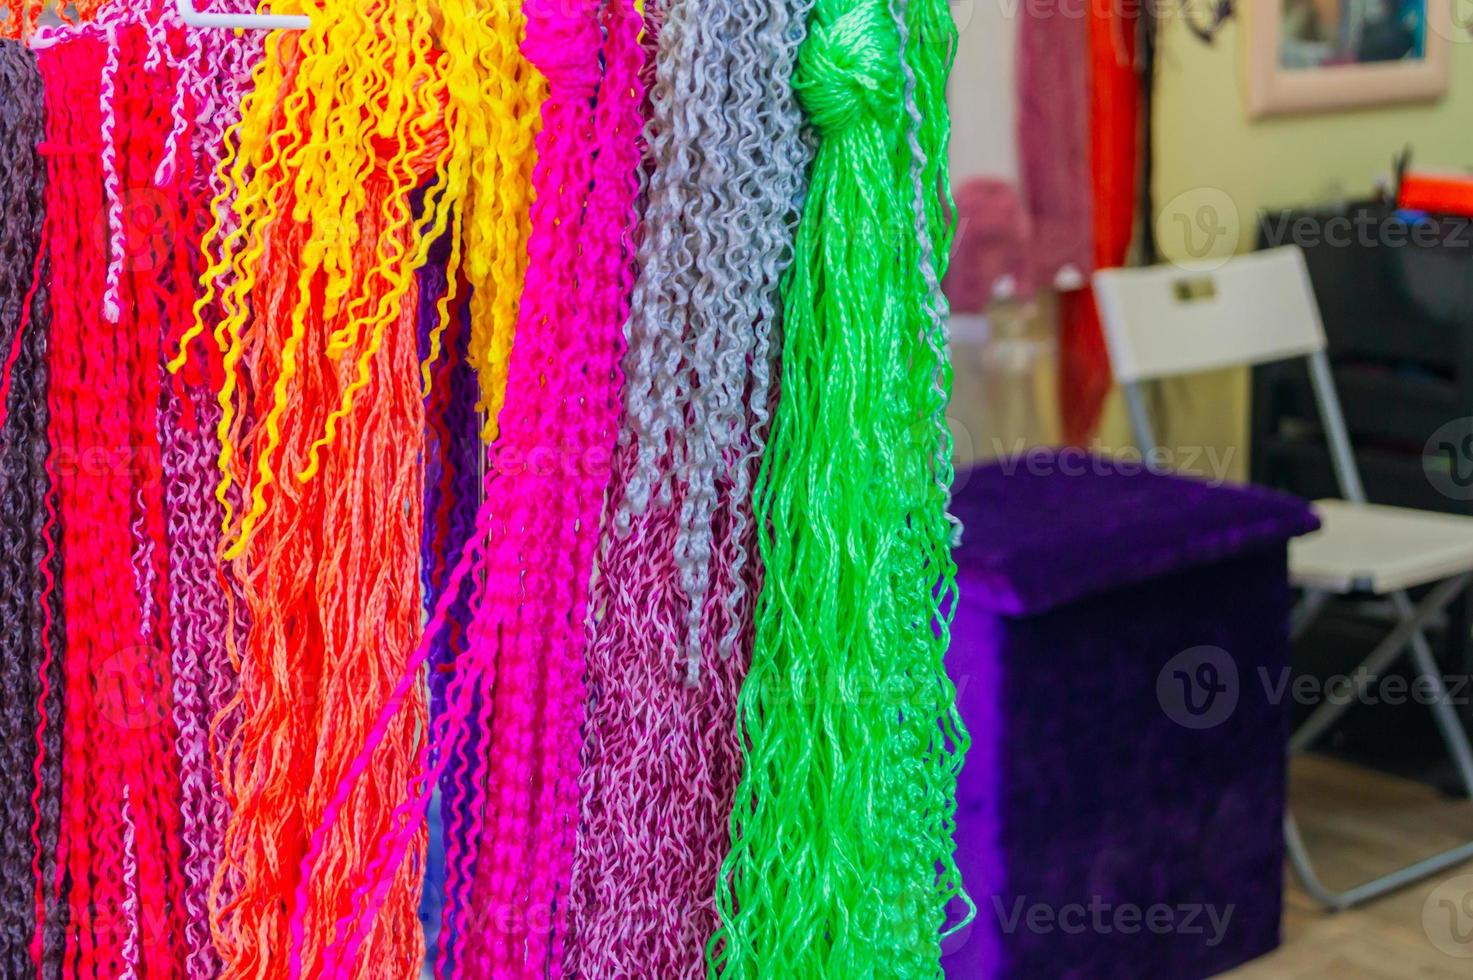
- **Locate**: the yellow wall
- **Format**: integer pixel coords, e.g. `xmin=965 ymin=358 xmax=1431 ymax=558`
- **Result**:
xmin=1105 ymin=15 xmax=1473 ymax=479
xmin=1154 ymin=18 xmax=1473 ymax=246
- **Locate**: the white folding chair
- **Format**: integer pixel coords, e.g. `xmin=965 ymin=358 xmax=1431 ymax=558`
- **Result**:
xmin=1093 ymin=245 xmax=1473 ymax=910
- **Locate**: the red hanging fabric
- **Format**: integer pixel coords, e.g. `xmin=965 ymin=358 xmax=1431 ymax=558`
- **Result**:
xmin=1060 ymin=1 xmax=1142 ymax=445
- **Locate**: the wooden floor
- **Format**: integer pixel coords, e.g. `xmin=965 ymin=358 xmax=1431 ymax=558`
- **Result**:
xmin=1221 ymin=755 xmax=1473 ymax=978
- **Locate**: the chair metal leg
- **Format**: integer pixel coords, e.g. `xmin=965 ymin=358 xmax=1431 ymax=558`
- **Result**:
xmin=1285 ymin=574 xmax=1473 ymax=910
xmin=1401 ymin=602 xmax=1473 ymax=800
xmin=1291 ymin=589 xmax=1331 ymax=642
xmin=1290 ymin=576 xmax=1470 ymax=754
xmin=1285 ymin=811 xmax=1473 ymax=911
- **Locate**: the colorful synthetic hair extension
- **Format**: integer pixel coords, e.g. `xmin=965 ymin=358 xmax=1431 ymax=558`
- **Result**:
xmin=0 ymin=39 xmax=64 ymax=980
xmin=291 ymin=3 xmax=647 ymax=977
xmin=163 ymin=0 xmax=553 ymax=971
xmin=26 ymin=8 xmax=259 ymax=974
xmin=172 ymin=0 xmax=542 ymax=547
xmin=37 ymin=6 xmax=261 ymax=975
xmin=453 ymin=5 xmax=645 ymax=972
xmin=217 ymin=201 xmax=432 ymax=978
xmin=38 ymin=32 xmax=190 ymax=978
xmin=160 ymin=387 xmax=237 ymax=980
xmin=710 ymin=0 xmax=969 ymax=976
xmin=422 ymin=0 xmax=544 ymax=443
xmin=157 ymin=19 xmax=262 ymax=974
xmin=609 ymin=0 xmax=805 ymax=678
xmin=172 ymin=3 xmax=450 ymax=973
xmin=564 ymin=0 xmax=813 ymax=973
xmin=114 ymin=22 xmax=228 ymax=977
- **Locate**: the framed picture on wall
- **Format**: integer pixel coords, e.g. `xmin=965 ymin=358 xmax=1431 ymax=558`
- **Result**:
xmin=1246 ymin=0 xmax=1451 ymax=116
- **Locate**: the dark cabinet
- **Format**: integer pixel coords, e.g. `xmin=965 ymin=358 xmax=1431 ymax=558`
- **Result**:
xmin=1252 ymin=202 xmax=1473 ymax=792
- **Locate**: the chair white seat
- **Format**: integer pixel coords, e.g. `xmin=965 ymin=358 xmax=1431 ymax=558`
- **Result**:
xmin=1290 ymin=499 xmax=1473 ymax=595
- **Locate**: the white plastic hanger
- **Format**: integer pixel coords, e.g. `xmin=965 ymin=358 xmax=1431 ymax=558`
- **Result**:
xmin=174 ymin=0 xmax=310 ymax=30
xmin=29 ymin=0 xmax=309 ymax=44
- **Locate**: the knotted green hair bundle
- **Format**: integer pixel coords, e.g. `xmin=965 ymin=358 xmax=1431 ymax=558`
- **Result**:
xmin=711 ymin=0 xmax=968 ymax=976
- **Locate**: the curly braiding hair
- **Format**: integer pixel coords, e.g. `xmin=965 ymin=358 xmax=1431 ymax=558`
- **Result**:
xmin=0 ymin=38 xmax=64 ymax=980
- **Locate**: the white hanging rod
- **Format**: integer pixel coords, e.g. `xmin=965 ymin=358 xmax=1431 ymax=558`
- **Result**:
xmin=175 ymin=0 xmax=310 ymax=31
xmin=29 ymin=0 xmax=309 ymax=46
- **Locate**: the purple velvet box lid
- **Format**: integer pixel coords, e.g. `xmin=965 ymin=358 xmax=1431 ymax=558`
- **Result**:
xmin=951 ymin=449 xmax=1321 ymax=617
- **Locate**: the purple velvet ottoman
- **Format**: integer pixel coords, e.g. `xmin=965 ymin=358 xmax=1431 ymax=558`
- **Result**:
xmin=940 ymin=450 xmax=1319 ymax=980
